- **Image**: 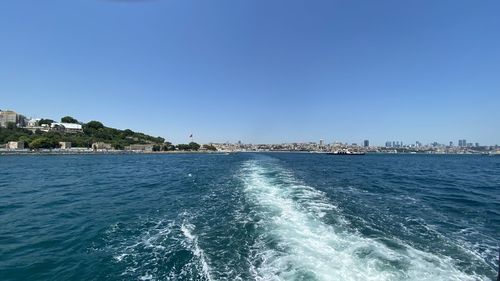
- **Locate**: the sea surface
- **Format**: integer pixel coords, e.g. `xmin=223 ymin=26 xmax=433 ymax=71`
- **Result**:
xmin=0 ymin=153 xmax=499 ymax=281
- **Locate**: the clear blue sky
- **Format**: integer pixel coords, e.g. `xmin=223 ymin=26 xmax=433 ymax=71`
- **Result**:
xmin=1 ymin=0 xmax=499 ymax=145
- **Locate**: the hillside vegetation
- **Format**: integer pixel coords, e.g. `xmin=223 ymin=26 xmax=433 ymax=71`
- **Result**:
xmin=0 ymin=117 xmax=165 ymax=150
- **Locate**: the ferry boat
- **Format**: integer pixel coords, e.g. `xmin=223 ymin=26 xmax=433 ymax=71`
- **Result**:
xmin=327 ymin=150 xmax=365 ymax=155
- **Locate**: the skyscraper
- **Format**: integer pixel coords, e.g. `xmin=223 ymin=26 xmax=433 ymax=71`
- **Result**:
xmin=363 ymin=140 xmax=369 ymax=147
xmin=458 ymin=139 xmax=467 ymax=147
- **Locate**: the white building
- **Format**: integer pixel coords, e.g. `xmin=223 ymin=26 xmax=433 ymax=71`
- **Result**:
xmin=125 ymin=144 xmax=153 ymax=151
xmin=27 ymin=118 xmax=41 ymax=127
xmin=51 ymin=122 xmax=83 ymax=133
xmin=92 ymin=142 xmax=112 ymax=150
xmin=59 ymin=142 xmax=72 ymax=149
xmin=7 ymin=141 xmax=25 ymax=149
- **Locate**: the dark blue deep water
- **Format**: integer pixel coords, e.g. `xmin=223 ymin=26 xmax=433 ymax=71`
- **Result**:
xmin=0 ymin=153 xmax=499 ymax=280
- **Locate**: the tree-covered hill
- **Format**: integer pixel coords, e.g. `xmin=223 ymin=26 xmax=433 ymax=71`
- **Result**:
xmin=0 ymin=117 xmax=166 ymax=150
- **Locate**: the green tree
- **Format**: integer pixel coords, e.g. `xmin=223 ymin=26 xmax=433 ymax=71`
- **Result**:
xmin=61 ymin=116 xmax=79 ymax=123
xmin=162 ymin=142 xmax=175 ymax=151
xmin=112 ymin=141 xmax=125 ymax=150
xmin=6 ymin=122 xmax=16 ymax=130
xmin=188 ymin=142 xmax=201 ymax=151
xmin=123 ymin=129 xmax=134 ymax=136
xmin=38 ymin=119 xmax=54 ymax=126
xmin=85 ymin=121 xmax=104 ymax=130
xmin=30 ymin=137 xmax=57 ymax=149
xmin=176 ymin=144 xmax=190 ymax=150
xmin=203 ymin=144 xmax=217 ymax=151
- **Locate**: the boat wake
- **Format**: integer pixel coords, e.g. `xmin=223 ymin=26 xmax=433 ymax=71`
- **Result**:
xmin=105 ymin=214 xmax=214 ymax=281
xmin=239 ymin=158 xmax=489 ymax=281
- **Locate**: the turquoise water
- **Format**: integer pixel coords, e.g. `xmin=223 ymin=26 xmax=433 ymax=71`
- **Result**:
xmin=0 ymin=153 xmax=498 ymax=280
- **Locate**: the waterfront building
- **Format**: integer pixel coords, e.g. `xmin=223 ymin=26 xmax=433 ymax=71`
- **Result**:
xmin=319 ymin=139 xmax=324 ymax=146
xmin=59 ymin=142 xmax=72 ymax=150
xmin=364 ymin=140 xmax=369 ymax=147
xmin=92 ymin=142 xmax=112 ymax=150
xmin=7 ymin=141 xmax=25 ymax=149
xmin=449 ymin=141 xmax=453 ymax=147
xmin=385 ymin=141 xmax=392 ymax=148
xmin=125 ymin=144 xmax=153 ymax=151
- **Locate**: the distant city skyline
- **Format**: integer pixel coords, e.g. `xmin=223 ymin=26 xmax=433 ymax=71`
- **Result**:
xmin=1 ymin=1 xmax=499 ymax=145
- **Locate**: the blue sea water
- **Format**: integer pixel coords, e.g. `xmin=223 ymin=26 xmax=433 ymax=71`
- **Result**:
xmin=0 ymin=153 xmax=498 ymax=280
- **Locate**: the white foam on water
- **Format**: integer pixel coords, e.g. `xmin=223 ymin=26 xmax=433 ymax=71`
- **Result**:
xmin=240 ymin=160 xmax=489 ymax=281
xmin=108 ymin=216 xmax=215 ymax=280
xmin=139 ymin=273 xmax=154 ymax=280
xmin=181 ymin=222 xmax=214 ymax=281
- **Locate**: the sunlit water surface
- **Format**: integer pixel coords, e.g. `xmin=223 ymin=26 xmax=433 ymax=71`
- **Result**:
xmin=0 ymin=153 xmax=498 ymax=280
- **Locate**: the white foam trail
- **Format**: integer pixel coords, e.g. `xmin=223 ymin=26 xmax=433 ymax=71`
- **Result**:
xmin=241 ymin=159 xmax=489 ymax=281
xmin=181 ymin=222 xmax=214 ymax=281
xmin=109 ymin=217 xmax=214 ymax=280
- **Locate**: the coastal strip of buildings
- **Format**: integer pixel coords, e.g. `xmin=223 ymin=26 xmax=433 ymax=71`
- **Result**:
xmin=2 ymin=109 xmax=499 ymax=155
xmin=210 ymin=139 xmax=499 ymax=155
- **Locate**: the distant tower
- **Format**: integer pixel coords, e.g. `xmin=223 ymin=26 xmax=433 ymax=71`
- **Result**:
xmin=459 ymin=139 xmax=467 ymax=147
xmin=449 ymin=141 xmax=453 ymax=147
xmin=319 ymin=139 xmax=324 ymax=146
xmin=364 ymin=140 xmax=369 ymax=147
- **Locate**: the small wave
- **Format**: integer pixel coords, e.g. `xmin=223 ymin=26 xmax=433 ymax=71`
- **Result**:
xmin=181 ymin=222 xmax=214 ymax=281
xmin=240 ymin=159 xmax=490 ymax=281
xmin=105 ymin=215 xmax=214 ymax=280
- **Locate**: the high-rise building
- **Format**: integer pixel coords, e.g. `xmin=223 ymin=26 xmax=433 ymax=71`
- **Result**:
xmin=385 ymin=141 xmax=392 ymax=147
xmin=319 ymin=139 xmax=324 ymax=146
xmin=449 ymin=141 xmax=453 ymax=147
xmin=363 ymin=140 xmax=369 ymax=147
xmin=458 ymin=139 xmax=467 ymax=147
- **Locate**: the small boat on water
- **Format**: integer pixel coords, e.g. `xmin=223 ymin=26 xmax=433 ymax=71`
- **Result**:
xmin=327 ymin=150 xmax=365 ymax=155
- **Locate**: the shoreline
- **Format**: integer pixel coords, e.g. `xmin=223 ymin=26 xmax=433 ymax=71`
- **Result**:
xmin=0 ymin=150 xmax=496 ymax=156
